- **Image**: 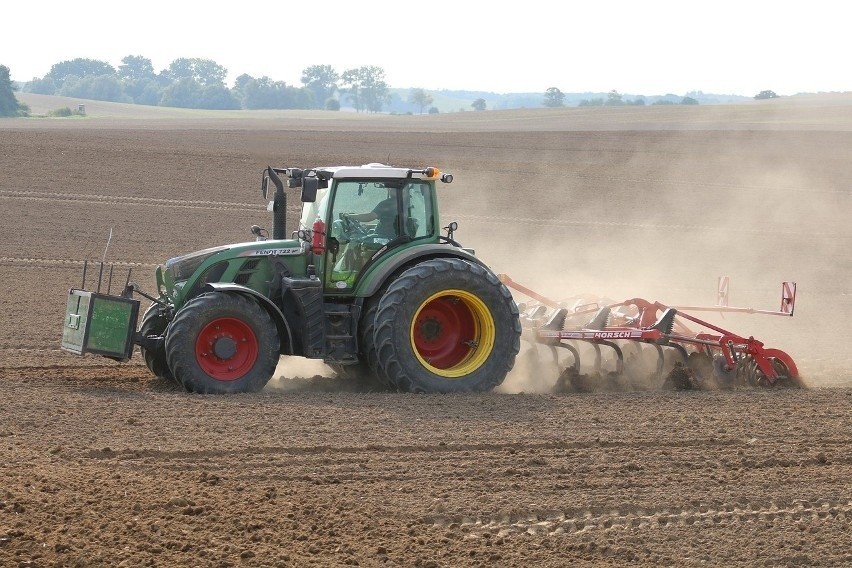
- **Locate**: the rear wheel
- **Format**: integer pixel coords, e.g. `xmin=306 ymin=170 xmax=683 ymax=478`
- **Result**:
xmin=139 ymin=302 xmax=174 ymax=382
xmin=374 ymin=258 xmax=520 ymax=393
xmin=165 ymin=292 xmax=279 ymax=394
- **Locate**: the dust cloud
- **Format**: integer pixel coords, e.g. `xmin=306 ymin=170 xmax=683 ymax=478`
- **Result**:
xmin=440 ymin=129 xmax=852 ymax=392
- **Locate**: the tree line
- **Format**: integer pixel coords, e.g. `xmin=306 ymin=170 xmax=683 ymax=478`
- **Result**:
xmin=542 ymin=88 xmax=700 ymax=107
xmin=4 ymin=57 xmax=778 ymax=118
xmin=15 ymin=56 xmax=402 ymax=112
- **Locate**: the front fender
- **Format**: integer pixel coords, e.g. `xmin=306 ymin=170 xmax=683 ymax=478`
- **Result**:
xmin=201 ymin=283 xmax=294 ymax=355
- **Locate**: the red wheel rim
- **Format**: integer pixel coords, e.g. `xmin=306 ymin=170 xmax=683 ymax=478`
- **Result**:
xmin=195 ymin=317 xmax=258 ymax=381
xmin=413 ymin=296 xmax=476 ymax=369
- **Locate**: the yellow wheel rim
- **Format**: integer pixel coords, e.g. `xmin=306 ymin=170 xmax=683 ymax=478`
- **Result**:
xmin=409 ymin=289 xmax=496 ymax=378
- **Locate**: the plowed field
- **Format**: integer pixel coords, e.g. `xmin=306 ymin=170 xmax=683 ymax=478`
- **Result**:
xmin=1 ymin=95 xmax=850 ymax=566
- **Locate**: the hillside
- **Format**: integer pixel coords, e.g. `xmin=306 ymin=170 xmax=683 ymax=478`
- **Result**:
xmin=14 ymin=91 xmax=852 ymax=131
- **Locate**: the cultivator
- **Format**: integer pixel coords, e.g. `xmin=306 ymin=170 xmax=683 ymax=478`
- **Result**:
xmin=499 ymin=275 xmax=802 ymax=392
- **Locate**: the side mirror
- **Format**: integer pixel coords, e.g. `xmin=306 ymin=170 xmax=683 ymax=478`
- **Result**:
xmin=301 ymin=176 xmax=318 ymax=203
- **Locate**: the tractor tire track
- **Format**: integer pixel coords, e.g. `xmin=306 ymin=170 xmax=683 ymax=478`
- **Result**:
xmin=0 ymin=189 xmax=290 ymax=213
xmin=426 ymin=499 xmax=852 ymax=536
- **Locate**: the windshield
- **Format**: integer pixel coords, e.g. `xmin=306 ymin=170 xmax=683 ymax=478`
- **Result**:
xmin=329 ymin=180 xmax=434 ymax=240
xmin=323 ymin=179 xmax=435 ymax=291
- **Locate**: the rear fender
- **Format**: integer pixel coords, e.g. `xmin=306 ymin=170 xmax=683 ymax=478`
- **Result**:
xmin=201 ymin=283 xmax=294 ymax=355
xmin=356 ymin=244 xmax=487 ymax=298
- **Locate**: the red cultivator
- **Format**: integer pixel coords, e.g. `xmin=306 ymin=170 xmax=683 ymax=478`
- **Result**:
xmin=499 ymin=275 xmax=802 ymax=392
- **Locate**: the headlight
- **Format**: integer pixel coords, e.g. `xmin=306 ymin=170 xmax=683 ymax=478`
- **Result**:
xmin=165 ymin=246 xmax=229 ymax=281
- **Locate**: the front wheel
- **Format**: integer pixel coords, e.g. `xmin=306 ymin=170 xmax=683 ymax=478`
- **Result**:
xmin=139 ymin=302 xmax=174 ymax=382
xmin=165 ymin=292 xmax=280 ymax=394
xmin=373 ymin=258 xmax=521 ymax=393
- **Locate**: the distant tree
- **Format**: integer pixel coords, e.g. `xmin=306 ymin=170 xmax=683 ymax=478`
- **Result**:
xmin=130 ymin=79 xmax=161 ymax=105
xmin=325 ymin=98 xmax=341 ymax=111
xmin=159 ymin=78 xmax=204 ymax=108
xmin=60 ymin=74 xmax=129 ymax=103
xmin=629 ymin=97 xmax=646 ymax=106
xmin=301 ymin=65 xmax=339 ymax=109
xmin=543 ymin=87 xmax=565 ymax=108
xmin=200 ymin=84 xmax=241 ymax=109
xmin=578 ymin=98 xmax=604 ymax=106
xmin=471 ymin=98 xmax=486 ymax=111
xmin=651 ymin=99 xmax=675 ymax=105
xmin=46 ymin=58 xmax=116 ymax=88
xmin=340 ymin=66 xmax=390 ymax=113
xmin=25 ymin=76 xmax=57 ymax=95
xmin=118 ymin=56 xmax=158 ymax=103
xmin=605 ymin=90 xmax=624 ymax=106
xmin=0 ymin=65 xmax=29 ymax=117
xmin=162 ymin=58 xmax=227 ymax=87
xmin=428 ymin=106 xmax=439 ymax=114
xmin=118 ymin=55 xmax=156 ymax=81
xmin=754 ymin=90 xmax=778 ymax=100
xmin=241 ymin=76 xmax=284 ymax=109
xmin=233 ymin=73 xmax=253 ymax=93
xmin=408 ymin=88 xmax=434 ymax=114
xmin=121 ymin=76 xmax=160 ymax=105
xmin=681 ymin=96 xmax=699 ymax=105
xmin=239 ymin=76 xmax=311 ymax=110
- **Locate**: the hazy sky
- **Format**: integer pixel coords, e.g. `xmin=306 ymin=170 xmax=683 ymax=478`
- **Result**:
xmin=3 ymin=0 xmax=848 ymax=96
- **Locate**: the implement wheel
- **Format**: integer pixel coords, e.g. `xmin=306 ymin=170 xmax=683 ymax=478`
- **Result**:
xmin=374 ymin=258 xmax=520 ymax=393
xmin=165 ymin=292 xmax=279 ymax=394
xmin=139 ymin=302 xmax=174 ymax=382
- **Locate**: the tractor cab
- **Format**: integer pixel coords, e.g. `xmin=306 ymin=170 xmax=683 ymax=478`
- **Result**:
xmin=290 ymin=164 xmax=448 ymax=293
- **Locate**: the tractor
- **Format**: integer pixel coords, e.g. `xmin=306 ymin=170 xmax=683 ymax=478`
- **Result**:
xmin=61 ymin=163 xmax=522 ymax=394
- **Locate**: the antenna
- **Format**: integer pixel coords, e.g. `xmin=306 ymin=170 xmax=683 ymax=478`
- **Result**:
xmin=97 ymin=228 xmax=113 ymax=293
xmin=102 ymin=227 xmax=113 ymax=264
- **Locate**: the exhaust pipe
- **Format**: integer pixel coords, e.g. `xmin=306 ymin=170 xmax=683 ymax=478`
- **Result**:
xmin=267 ymin=167 xmax=287 ymax=240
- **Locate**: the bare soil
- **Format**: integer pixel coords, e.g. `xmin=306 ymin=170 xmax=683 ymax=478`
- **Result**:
xmin=1 ymin=97 xmax=850 ymax=566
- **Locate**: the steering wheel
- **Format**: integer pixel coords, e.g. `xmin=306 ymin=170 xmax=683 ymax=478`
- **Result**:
xmin=339 ymin=213 xmax=368 ymax=239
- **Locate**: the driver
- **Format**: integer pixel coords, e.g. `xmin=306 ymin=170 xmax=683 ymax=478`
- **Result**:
xmin=341 ymin=192 xmax=398 ymax=238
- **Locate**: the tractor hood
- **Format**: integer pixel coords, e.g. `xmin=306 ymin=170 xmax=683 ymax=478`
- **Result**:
xmin=165 ymin=240 xmax=307 ymax=282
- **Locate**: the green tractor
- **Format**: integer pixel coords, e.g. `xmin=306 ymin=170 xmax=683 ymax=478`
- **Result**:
xmin=62 ymin=163 xmax=521 ymax=394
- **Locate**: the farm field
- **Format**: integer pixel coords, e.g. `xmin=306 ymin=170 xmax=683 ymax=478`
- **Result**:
xmin=1 ymin=93 xmax=851 ymax=566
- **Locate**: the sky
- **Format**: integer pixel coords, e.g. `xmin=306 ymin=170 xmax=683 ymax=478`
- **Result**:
xmin=2 ymin=0 xmax=849 ymax=97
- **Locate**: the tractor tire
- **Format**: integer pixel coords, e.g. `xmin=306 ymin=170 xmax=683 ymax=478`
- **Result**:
xmin=139 ymin=302 xmax=174 ymax=382
xmin=165 ymin=292 xmax=279 ymax=394
xmin=373 ymin=258 xmax=521 ymax=393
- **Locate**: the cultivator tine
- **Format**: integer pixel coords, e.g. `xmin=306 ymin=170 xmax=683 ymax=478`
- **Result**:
xmin=669 ymin=343 xmax=689 ymax=365
xmin=598 ymin=341 xmax=624 ymax=375
xmin=554 ymin=342 xmax=580 ymax=371
xmin=591 ymin=343 xmax=602 ymax=373
xmin=651 ymin=344 xmax=665 ymax=381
